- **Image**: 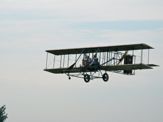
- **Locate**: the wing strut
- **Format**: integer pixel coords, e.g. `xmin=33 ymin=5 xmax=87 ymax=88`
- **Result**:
xmin=101 ymin=57 xmax=115 ymax=66
xmin=68 ymin=49 xmax=85 ymax=70
xmin=100 ymin=51 xmax=128 ymax=66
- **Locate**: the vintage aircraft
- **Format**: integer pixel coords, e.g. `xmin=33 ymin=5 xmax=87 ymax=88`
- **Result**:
xmin=44 ymin=43 xmax=158 ymax=83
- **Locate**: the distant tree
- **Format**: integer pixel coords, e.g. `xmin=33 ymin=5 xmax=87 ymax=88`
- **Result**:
xmin=0 ymin=105 xmax=7 ymax=122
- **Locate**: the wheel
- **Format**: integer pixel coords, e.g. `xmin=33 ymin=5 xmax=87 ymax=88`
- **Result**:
xmin=84 ymin=74 xmax=90 ymax=83
xmin=68 ymin=76 xmax=71 ymax=80
xmin=102 ymin=73 xmax=109 ymax=82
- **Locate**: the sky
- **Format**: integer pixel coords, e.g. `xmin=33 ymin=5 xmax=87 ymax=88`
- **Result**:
xmin=0 ymin=0 xmax=163 ymax=122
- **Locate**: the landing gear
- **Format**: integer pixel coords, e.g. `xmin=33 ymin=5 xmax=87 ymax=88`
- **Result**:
xmin=84 ymin=74 xmax=90 ymax=83
xmin=102 ymin=73 xmax=109 ymax=82
xmin=68 ymin=72 xmax=109 ymax=83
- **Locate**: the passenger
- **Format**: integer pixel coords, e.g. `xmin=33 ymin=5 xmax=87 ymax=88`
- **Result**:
xmin=82 ymin=54 xmax=90 ymax=66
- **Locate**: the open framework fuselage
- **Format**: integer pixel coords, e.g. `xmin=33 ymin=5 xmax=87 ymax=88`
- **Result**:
xmin=44 ymin=43 xmax=158 ymax=83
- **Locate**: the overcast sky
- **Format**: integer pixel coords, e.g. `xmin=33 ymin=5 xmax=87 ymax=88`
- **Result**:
xmin=0 ymin=0 xmax=163 ymax=122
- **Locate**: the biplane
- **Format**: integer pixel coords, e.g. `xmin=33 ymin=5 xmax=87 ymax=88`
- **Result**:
xmin=44 ymin=43 xmax=158 ymax=83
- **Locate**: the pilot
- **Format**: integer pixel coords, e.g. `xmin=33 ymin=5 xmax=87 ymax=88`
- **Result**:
xmin=82 ymin=54 xmax=88 ymax=66
xmin=90 ymin=54 xmax=98 ymax=66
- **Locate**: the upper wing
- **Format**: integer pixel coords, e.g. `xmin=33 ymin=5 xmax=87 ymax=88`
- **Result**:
xmin=46 ymin=43 xmax=153 ymax=55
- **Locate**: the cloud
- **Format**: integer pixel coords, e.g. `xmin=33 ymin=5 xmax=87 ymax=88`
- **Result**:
xmin=1 ymin=19 xmax=162 ymax=83
xmin=0 ymin=0 xmax=163 ymax=21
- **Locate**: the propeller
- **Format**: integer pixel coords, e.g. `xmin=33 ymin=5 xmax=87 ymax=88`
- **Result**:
xmin=117 ymin=51 xmax=128 ymax=65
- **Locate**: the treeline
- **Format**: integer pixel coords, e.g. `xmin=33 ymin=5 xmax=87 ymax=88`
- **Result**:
xmin=0 ymin=105 xmax=7 ymax=122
